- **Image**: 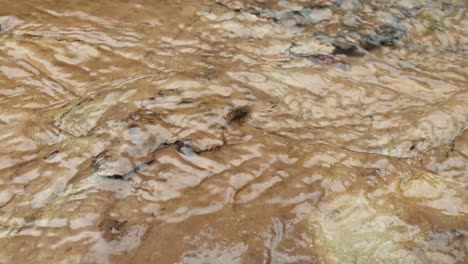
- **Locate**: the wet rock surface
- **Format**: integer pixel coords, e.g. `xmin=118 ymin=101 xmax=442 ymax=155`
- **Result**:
xmin=0 ymin=0 xmax=467 ymax=263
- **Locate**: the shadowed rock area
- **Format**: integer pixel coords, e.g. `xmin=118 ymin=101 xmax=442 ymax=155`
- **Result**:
xmin=0 ymin=0 xmax=467 ymax=263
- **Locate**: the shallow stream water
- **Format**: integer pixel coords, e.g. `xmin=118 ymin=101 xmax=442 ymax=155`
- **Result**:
xmin=0 ymin=0 xmax=467 ymax=263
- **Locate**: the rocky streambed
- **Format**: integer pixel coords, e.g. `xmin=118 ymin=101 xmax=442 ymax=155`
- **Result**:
xmin=0 ymin=0 xmax=467 ymax=263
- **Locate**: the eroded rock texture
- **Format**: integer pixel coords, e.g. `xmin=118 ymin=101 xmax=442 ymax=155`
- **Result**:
xmin=0 ymin=0 xmax=467 ymax=263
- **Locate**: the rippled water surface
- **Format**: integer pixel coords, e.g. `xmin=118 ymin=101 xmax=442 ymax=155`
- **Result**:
xmin=0 ymin=0 xmax=467 ymax=263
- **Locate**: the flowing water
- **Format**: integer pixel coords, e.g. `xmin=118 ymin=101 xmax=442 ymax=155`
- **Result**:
xmin=0 ymin=0 xmax=467 ymax=263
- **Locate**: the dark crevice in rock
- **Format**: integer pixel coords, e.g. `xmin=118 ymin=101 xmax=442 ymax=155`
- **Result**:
xmin=44 ymin=150 xmax=60 ymax=160
xmin=214 ymin=1 xmax=279 ymax=23
xmin=332 ymin=41 xmax=365 ymax=57
xmin=176 ymin=140 xmax=197 ymax=156
xmin=99 ymin=135 xmax=210 ymax=181
xmin=226 ymin=105 xmax=251 ymax=124
xmin=104 ymin=159 xmax=155 ymax=181
xmin=307 ymin=55 xmax=350 ymax=70
xmin=99 ymin=218 xmax=128 ymax=241
xmin=23 ymin=57 xmax=82 ymax=98
xmin=361 ymin=25 xmax=405 ymax=51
